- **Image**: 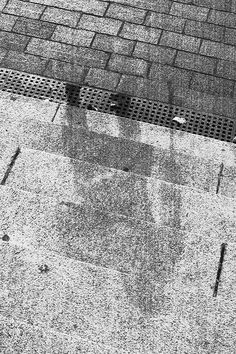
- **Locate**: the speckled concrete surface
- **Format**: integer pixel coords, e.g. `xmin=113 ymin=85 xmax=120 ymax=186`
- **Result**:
xmin=1 ymin=91 xmax=236 ymax=352
xmin=1 ymin=90 xmax=235 ymax=169
xmin=0 ymin=315 xmax=85 ymax=354
xmin=0 ymin=91 xmax=58 ymax=123
xmin=3 ymin=148 xmax=233 ymax=221
xmin=0 ymin=185 xmax=235 ymax=353
xmin=2 ymin=1 xmax=236 ymax=350
xmin=0 ymin=241 xmax=145 ymax=352
xmin=0 ymin=184 xmax=186 ymax=275
xmin=0 ymin=116 xmax=223 ymax=193
xmin=55 ymin=104 xmax=236 ymax=168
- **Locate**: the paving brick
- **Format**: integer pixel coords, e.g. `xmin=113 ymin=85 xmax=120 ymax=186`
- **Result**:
xmin=44 ymin=59 xmax=85 ymax=83
xmin=77 ymin=14 xmax=122 ymax=35
xmin=84 ymin=68 xmax=121 ymax=90
xmin=145 ymin=12 xmax=185 ymax=33
xmin=160 ymin=31 xmax=201 ymax=53
xmin=103 ymin=0 xmax=172 ymax=13
xmin=0 ymin=13 xmax=17 ymax=31
xmin=224 ymin=28 xmax=236 ymax=46
xmin=200 ymin=40 xmax=236 ymax=61
xmin=108 ymin=53 xmax=148 ymax=76
xmin=0 ymin=0 xmax=8 ymax=11
xmin=51 ymin=26 xmax=94 ymax=46
xmin=217 ymin=60 xmax=236 ymax=80
xmin=26 ymin=38 xmax=109 ymax=67
xmin=106 ymin=3 xmax=146 ymax=24
xmin=28 ymin=0 xmax=108 ymax=15
xmin=190 ymin=72 xmax=235 ymax=97
xmin=12 ymin=17 xmax=56 ymax=39
xmin=232 ymin=0 xmax=236 ymax=13
xmin=184 ymin=20 xmax=225 ymax=42
xmin=119 ymin=23 xmax=162 ymax=44
xmin=148 ymin=63 xmax=192 ymax=89
xmin=3 ymin=0 xmax=45 ymax=19
xmin=92 ymin=34 xmax=134 ymax=55
xmin=192 ymin=0 xmax=232 ymax=11
xmin=0 ymin=47 xmax=7 ymax=62
xmin=41 ymin=7 xmax=81 ymax=27
xmin=133 ymin=42 xmax=176 ymax=64
xmin=1 ymin=50 xmax=48 ymax=74
xmin=116 ymin=74 xmax=170 ymax=102
xmin=173 ymin=87 xmax=236 ymax=117
xmin=170 ymin=2 xmax=209 ymax=21
xmin=75 ymin=46 xmax=109 ymax=69
xmin=0 ymin=31 xmax=29 ymax=51
xmin=208 ymin=9 xmax=236 ymax=28
xmin=26 ymin=37 xmax=77 ymax=60
xmin=175 ymin=51 xmax=217 ymax=75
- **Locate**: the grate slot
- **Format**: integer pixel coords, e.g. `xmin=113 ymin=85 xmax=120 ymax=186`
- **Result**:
xmin=0 ymin=67 xmax=235 ymax=143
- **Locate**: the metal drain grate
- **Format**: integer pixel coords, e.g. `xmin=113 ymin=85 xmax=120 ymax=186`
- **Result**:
xmin=0 ymin=67 xmax=235 ymax=143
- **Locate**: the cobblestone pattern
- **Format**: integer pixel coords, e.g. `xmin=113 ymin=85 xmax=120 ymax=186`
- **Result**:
xmin=0 ymin=0 xmax=236 ymax=118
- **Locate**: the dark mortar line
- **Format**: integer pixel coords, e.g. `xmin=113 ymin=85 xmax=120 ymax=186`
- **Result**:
xmin=182 ymin=19 xmax=187 ymax=35
xmin=213 ymin=58 xmax=219 ymax=76
xmin=117 ymin=20 xmax=125 ymax=36
xmin=142 ymin=10 xmax=149 ymax=25
xmin=38 ymin=5 xmax=47 ymax=20
xmin=188 ymin=70 xmax=195 ymax=88
xmin=206 ymin=8 xmax=211 ymax=21
xmin=216 ymin=162 xmax=224 ymax=194
xmin=198 ymin=38 xmax=203 ymax=54
xmin=213 ymin=243 xmax=227 ymax=297
xmin=172 ymin=48 xmax=178 ymax=65
xmin=157 ymin=29 xmax=163 ymax=45
xmin=51 ymin=103 xmax=60 ymax=122
xmin=1 ymin=147 xmax=21 ymax=186
xmin=103 ymin=1 xmax=110 ymax=16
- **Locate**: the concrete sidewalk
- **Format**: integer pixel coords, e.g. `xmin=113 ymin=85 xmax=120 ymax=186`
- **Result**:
xmin=0 ymin=90 xmax=236 ymax=353
xmin=1 ymin=0 xmax=236 ymax=353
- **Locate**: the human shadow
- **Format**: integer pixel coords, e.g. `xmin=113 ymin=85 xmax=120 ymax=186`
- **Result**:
xmin=58 ymin=83 xmax=185 ymax=320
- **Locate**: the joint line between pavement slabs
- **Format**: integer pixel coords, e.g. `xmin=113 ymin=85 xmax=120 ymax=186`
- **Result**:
xmin=216 ymin=163 xmax=224 ymax=195
xmin=213 ymin=243 xmax=227 ymax=298
xmin=1 ymin=147 xmax=21 ymax=186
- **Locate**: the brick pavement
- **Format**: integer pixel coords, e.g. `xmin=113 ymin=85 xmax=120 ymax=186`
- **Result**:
xmin=0 ymin=0 xmax=236 ymax=118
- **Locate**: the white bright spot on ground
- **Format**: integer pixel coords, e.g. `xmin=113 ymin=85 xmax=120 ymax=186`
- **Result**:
xmin=173 ymin=116 xmax=187 ymax=124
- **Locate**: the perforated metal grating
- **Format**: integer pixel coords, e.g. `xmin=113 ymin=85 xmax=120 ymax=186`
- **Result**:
xmin=0 ymin=67 xmax=235 ymax=143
